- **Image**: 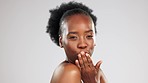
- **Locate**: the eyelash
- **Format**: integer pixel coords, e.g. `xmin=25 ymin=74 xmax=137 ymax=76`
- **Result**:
xmin=69 ymin=36 xmax=77 ymax=40
xmin=87 ymin=35 xmax=93 ymax=38
xmin=68 ymin=35 xmax=93 ymax=40
xmin=86 ymin=35 xmax=93 ymax=39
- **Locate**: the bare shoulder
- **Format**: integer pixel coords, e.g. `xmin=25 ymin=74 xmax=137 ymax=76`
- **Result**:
xmin=50 ymin=61 xmax=81 ymax=83
xmin=99 ymin=69 xmax=108 ymax=83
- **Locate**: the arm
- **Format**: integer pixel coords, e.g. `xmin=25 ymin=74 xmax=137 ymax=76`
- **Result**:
xmin=50 ymin=63 xmax=81 ymax=83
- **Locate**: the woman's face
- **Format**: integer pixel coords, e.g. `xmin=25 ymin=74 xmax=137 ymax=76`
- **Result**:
xmin=59 ymin=14 xmax=96 ymax=63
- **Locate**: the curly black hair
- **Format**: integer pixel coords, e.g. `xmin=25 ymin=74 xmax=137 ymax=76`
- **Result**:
xmin=46 ymin=1 xmax=97 ymax=46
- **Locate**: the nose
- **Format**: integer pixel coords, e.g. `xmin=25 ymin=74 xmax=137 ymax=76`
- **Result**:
xmin=77 ymin=37 xmax=87 ymax=49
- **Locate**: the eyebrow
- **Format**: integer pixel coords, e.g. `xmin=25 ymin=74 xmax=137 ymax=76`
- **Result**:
xmin=85 ymin=30 xmax=93 ymax=33
xmin=68 ymin=29 xmax=93 ymax=35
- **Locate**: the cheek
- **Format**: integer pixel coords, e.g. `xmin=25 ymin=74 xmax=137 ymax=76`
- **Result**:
xmin=87 ymin=40 xmax=95 ymax=54
xmin=66 ymin=41 xmax=77 ymax=51
xmin=63 ymin=40 xmax=77 ymax=53
xmin=63 ymin=41 xmax=79 ymax=62
xmin=88 ymin=38 xmax=95 ymax=47
xmin=89 ymin=42 xmax=95 ymax=50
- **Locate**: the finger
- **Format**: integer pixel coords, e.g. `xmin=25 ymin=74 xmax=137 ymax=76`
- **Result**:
xmin=95 ymin=60 xmax=102 ymax=71
xmin=81 ymin=51 xmax=89 ymax=67
xmin=78 ymin=53 xmax=84 ymax=68
xmin=75 ymin=59 xmax=81 ymax=69
xmin=86 ymin=53 xmax=94 ymax=68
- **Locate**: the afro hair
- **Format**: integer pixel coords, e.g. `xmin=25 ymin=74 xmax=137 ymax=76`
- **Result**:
xmin=46 ymin=1 xmax=97 ymax=46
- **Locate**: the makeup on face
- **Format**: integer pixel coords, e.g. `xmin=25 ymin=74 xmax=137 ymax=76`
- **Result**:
xmin=60 ymin=14 xmax=96 ymax=63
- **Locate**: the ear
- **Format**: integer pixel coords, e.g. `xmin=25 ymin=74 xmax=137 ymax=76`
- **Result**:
xmin=94 ymin=35 xmax=96 ymax=46
xmin=59 ymin=35 xmax=63 ymax=48
xmin=94 ymin=43 xmax=96 ymax=46
xmin=94 ymin=38 xmax=96 ymax=46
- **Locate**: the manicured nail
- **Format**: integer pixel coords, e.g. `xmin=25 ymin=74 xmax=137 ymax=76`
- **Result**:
xmin=78 ymin=54 xmax=81 ymax=57
xmin=86 ymin=53 xmax=90 ymax=57
xmin=81 ymin=51 xmax=85 ymax=55
xmin=86 ymin=53 xmax=89 ymax=56
xmin=75 ymin=60 xmax=78 ymax=62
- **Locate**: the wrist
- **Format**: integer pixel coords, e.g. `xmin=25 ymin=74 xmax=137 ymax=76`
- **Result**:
xmin=83 ymin=80 xmax=98 ymax=83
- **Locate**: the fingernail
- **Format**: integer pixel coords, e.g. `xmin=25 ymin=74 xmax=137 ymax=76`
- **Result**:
xmin=86 ymin=53 xmax=90 ymax=57
xmin=78 ymin=54 xmax=81 ymax=57
xmin=86 ymin=53 xmax=89 ymax=56
xmin=81 ymin=51 xmax=85 ymax=55
xmin=75 ymin=60 xmax=78 ymax=62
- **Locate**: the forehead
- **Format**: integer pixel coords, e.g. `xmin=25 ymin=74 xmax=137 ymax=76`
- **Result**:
xmin=65 ymin=14 xmax=94 ymax=32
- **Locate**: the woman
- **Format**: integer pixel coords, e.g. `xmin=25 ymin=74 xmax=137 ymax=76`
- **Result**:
xmin=46 ymin=1 xmax=107 ymax=83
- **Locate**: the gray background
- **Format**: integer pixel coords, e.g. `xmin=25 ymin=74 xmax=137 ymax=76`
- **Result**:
xmin=0 ymin=0 xmax=148 ymax=83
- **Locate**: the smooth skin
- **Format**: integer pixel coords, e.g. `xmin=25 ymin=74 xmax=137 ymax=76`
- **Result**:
xmin=50 ymin=14 xmax=107 ymax=83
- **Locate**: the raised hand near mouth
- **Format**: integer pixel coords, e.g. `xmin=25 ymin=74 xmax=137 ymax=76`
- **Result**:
xmin=75 ymin=51 xmax=102 ymax=83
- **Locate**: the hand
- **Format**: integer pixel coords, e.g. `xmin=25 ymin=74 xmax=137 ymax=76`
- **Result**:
xmin=75 ymin=51 xmax=102 ymax=83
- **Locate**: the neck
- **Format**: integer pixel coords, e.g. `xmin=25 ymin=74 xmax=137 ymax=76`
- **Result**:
xmin=65 ymin=57 xmax=75 ymax=64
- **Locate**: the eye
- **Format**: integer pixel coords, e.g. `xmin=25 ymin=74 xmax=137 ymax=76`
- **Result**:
xmin=68 ymin=36 xmax=77 ymax=40
xmin=86 ymin=35 xmax=93 ymax=39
